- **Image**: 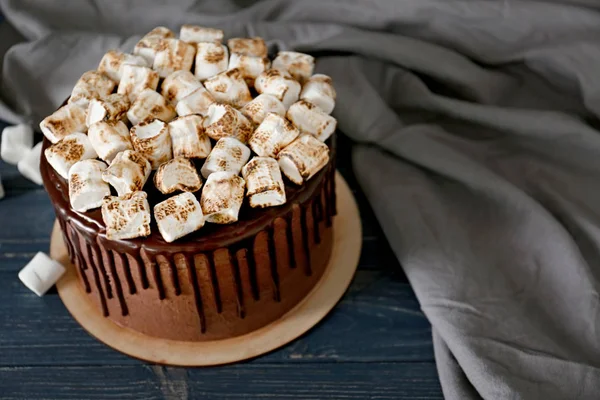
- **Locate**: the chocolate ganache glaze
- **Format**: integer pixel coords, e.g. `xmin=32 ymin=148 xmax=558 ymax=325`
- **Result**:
xmin=42 ymin=134 xmax=337 ymax=341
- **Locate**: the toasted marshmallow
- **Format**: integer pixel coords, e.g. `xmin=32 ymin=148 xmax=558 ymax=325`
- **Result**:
xmin=117 ymin=64 xmax=159 ymax=103
xmin=242 ymin=157 xmax=286 ymax=208
xmin=88 ymin=120 xmax=132 ymax=163
xmin=154 ymin=157 xmax=202 ymax=194
xmin=18 ymin=252 xmax=66 ymax=296
xmin=272 ymin=51 xmax=315 ymax=83
xmin=200 ymin=137 xmax=250 ymax=178
xmin=133 ymin=27 xmax=176 ymax=65
xmin=201 ymin=171 xmax=245 ymax=224
xmin=248 ymin=113 xmax=299 ymax=158
xmin=17 ymin=142 xmax=43 ymax=185
xmin=154 ymin=192 xmax=204 ymax=243
xmin=98 ymin=50 xmax=149 ymax=82
xmin=254 ymin=69 xmax=301 ymax=109
xmin=241 ymin=94 xmax=285 ymax=126
xmin=153 ymin=38 xmax=196 ymax=79
xmin=68 ymin=71 xmax=116 ymax=108
xmin=175 ymin=87 xmax=215 ymax=117
xmin=300 ymin=74 xmax=336 ymax=114
xmin=161 ymin=70 xmax=204 ymax=106
xmin=86 ymin=94 xmax=130 ymax=127
xmin=194 ymin=42 xmax=229 ymax=81
xmin=44 ymin=133 xmax=98 ymax=179
xmin=1 ymin=124 xmax=34 ymax=165
xmin=180 ymin=25 xmax=224 ymax=44
xmin=278 ymin=134 xmax=329 ymax=185
xmin=127 ymin=89 xmax=176 ymax=126
xmin=68 ymin=159 xmax=111 ymax=212
xmin=286 ymin=100 xmax=336 ymax=142
xmin=227 ymin=37 xmax=268 ymax=58
xmin=40 ymin=103 xmax=88 ymax=144
xmin=102 ymin=150 xmax=151 ymax=196
xmin=130 ymin=119 xmax=173 ymax=169
xmin=228 ymin=53 xmax=270 ymax=86
xmin=204 ymin=68 xmax=252 ymax=108
xmin=102 ymin=191 xmax=151 ymax=240
xmin=168 ymin=115 xmax=211 ymax=158
xmin=203 ymin=103 xmax=253 ymax=143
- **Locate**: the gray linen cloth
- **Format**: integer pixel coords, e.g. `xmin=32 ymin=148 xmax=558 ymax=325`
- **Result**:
xmin=2 ymin=1 xmax=600 ymax=398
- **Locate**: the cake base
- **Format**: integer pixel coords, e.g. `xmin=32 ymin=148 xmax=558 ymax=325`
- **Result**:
xmin=52 ymin=172 xmax=361 ymax=366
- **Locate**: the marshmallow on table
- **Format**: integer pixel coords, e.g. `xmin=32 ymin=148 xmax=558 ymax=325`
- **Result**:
xmin=175 ymin=87 xmax=215 ymax=117
xmin=161 ymin=70 xmax=204 ymax=106
xmin=102 ymin=191 xmax=151 ymax=240
xmin=180 ymin=25 xmax=224 ymax=43
xmin=86 ymin=94 xmax=131 ymax=127
xmin=127 ymin=89 xmax=176 ymax=126
xmin=278 ymin=134 xmax=330 ymax=185
xmin=130 ymin=119 xmax=173 ymax=169
xmin=242 ymin=157 xmax=286 ymax=208
xmin=229 ymin=53 xmax=270 ymax=86
xmin=168 ymin=115 xmax=211 ymax=158
xmin=204 ymin=68 xmax=252 ymax=108
xmin=254 ymin=69 xmax=301 ymax=109
xmin=68 ymin=159 xmax=110 ymax=212
xmin=133 ymin=26 xmax=176 ymax=65
xmin=200 ymin=137 xmax=250 ymax=178
xmin=98 ymin=50 xmax=149 ymax=82
xmin=88 ymin=120 xmax=132 ymax=162
xmin=17 ymin=142 xmax=43 ymax=185
xmin=194 ymin=42 xmax=229 ymax=81
xmin=153 ymin=38 xmax=196 ymax=79
xmin=286 ymin=100 xmax=337 ymax=142
xmin=44 ymin=133 xmax=97 ymax=179
xmin=1 ymin=124 xmax=34 ymax=165
xmin=272 ymin=51 xmax=315 ymax=83
xmin=40 ymin=103 xmax=88 ymax=143
xmin=102 ymin=150 xmax=151 ymax=196
xmin=117 ymin=64 xmax=159 ymax=102
xmin=300 ymin=74 xmax=336 ymax=114
xmin=248 ymin=112 xmax=300 ymax=158
xmin=154 ymin=157 xmax=202 ymax=194
xmin=18 ymin=252 xmax=66 ymax=296
xmin=227 ymin=37 xmax=268 ymax=58
xmin=204 ymin=103 xmax=253 ymax=143
xmin=241 ymin=94 xmax=285 ymax=126
xmin=154 ymin=192 xmax=205 ymax=243
xmin=201 ymin=171 xmax=245 ymax=224
xmin=68 ymin=71 xmax=116 ymax=108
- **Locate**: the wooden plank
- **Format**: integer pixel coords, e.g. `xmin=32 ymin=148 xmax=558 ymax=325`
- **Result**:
xmin=0 ymin=268 xmax=433 ymax=366
xmin=0 ymin=363 xmax=443 ymax=399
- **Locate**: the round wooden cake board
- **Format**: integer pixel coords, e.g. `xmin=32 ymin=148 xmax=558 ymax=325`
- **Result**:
xmin=52 ymin=172 xmax=361 ymax=366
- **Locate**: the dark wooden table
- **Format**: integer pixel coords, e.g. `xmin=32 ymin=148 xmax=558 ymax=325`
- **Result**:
xmin=0 ymin=120 xmax=443 ymax=399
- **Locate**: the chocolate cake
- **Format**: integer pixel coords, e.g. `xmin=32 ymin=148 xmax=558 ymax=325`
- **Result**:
xmin=40 ymin=26 xmax=338 ymax=341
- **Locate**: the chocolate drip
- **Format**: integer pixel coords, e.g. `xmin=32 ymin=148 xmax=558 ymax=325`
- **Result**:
xmin=285 ymin=216 xmax=296 ymax=269
xmin=324 ymin=171 xmax=333 ymax=228
xmin=85 ymin=243 xmax=109 ymax=317
xmin=183 ymin=255 xmax=206 ymax=333
xmin=229 ymin=251 xmax=246 ymax=318
xmin=206 ymin=253 xmax=222 ymax=313
xmin=312 ymin=200 xmax=321 ymax=245
xmin=105 ymin=247 xmax=128 ymax=316
xmin=267 ymin=227 xmax=281 ymax=302
xmin=329 ymin=165 xmax=337 ymax=219
xmin=245 ymin=243 xmax=260 ymax=301
xmin=91 ymin=244 xmax=112 ymax=299
xmin=130 ymin=251 xmax=149 ymax=289
xmin=115 ymin=251 xmax=136 ymax=295
xmin=67 ymin=225 xmax=91 ymax=293
xmin=166 ymin=257 xmax=181 ymax=296
xmin=59 ymin=219 xmax=73 ymax=262
xmin=151 ymin=257 xmax=166 ymax=300
xmin=300 ymin=206 xmax=312 ymax=276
